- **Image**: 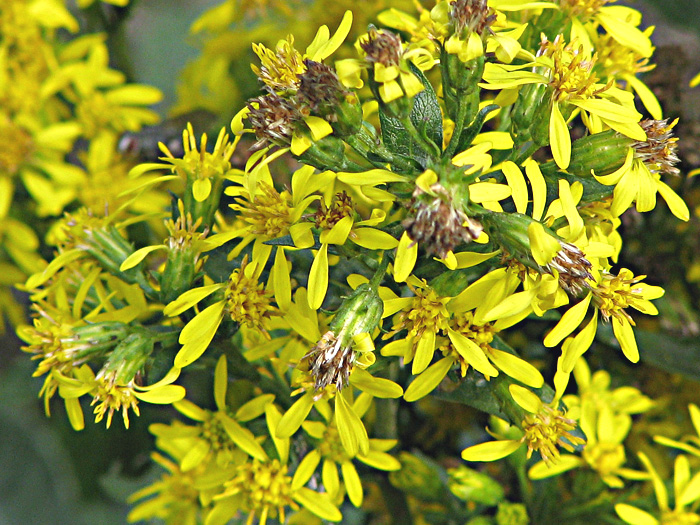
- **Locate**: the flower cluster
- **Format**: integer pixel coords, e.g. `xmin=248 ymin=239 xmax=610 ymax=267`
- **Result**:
xmin=12 ymin=1 xmax=700 ymax=524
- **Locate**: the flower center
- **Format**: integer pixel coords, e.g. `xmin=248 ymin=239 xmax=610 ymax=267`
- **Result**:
xmin=224 ymin=258 xmax=278 ymax=335
xmin=314 ymin=191 xmax=354 ymax=229
xmin=558 ymin=0 xmax=610 ymax=21
xmin=591 ymin=269 xmax=644 ymax=322
xmin=319 ymin=423 xmax=350 ymax=462
xmin=225 ymin=459 xmax=297 ymax=523
xmin=392 ymin=286 xmax=451 ymax=340
xmin=233 ymin=182 xmax=293 ymax=238
xmin=521 ymin=405 xmax=584 ymax=465
xmin=540 ymin=35 xmax=608 ymax=103
xmin=583 ymin=441 xmax=626 ymax=476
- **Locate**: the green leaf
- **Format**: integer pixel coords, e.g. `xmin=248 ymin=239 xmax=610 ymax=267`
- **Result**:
xmin=634 ymin=329 xmax=700 ymax=383
xmin=379 ymin=64 xmax=442 ymax=171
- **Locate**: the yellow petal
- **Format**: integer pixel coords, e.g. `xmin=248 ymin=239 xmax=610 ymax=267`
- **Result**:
xmin=447 ymin=330 xmax=499 ymax=377
xmin=276 ymin=392 xmax=315 ymax=438
xmin=501 ymin=161 xmax=528 ymax=214
xmin=293 ymin=487 xmax=342 ymax=522
xmin=292 ymin=449 xmax=321 ymax=490
xmin=164 ymin=284 xmax=222 ymax=316
xmin=612 ymin=316 xmax=639 ymax=363
xmin=335 ymin=392 xmax=369 ymax=457
xmin=524 ymin=159 xmax=547 ymax=220
xmin=489 ymin=348 xmax=544 ymax=388
xmin=308 ymin=244 xmax=329 ymax=310
xmin=412 ymin=330 xmax=436 ymax=374
xmin=192 ymin=178 xmax=211 ymax=202
xmin=544 ymin=294 xmax=592 ymax=347
xmin=614 ymin=504 xmax=658 ymax=525
xmin=461 ymin=439 xmax=522 ymax=462
xmin=529 ymin=454 xmax=582 ymax=479
xmin=509 ymin=384 xmax=541 ymax=413
xmin=528 ymin=221 xmax=561 ymax=266
xmin=550 ymin=102 xmax=571 ymax=169
xmin=322 ymin=458 xmax=340 ymax=497
xmin=349 ymin=368 xmax=403 ymax=398
xmin=342 ymin=461 xmax=364 ymax=506
xmin=394 ymin=232 xmax=418 ymax=282
xmin=403 ymin=357 xmax=454 ymax=402
xmin=120 ymin=245 xmax=165 ymax=271
xmin=350 ymin=228 xmax=399 ymax=249
xmin=236 ymin=394 xmax=276 ymax=422
xmin=220 ymin=414 xmax=268 ymax=461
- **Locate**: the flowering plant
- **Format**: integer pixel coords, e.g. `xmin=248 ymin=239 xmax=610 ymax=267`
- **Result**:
xmin=9 ymin=0 xmax=700 ymax=523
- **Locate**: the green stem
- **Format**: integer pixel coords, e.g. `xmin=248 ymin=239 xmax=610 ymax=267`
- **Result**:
xmin=443 ymin=92 xmax=471 ymax=159
xmin=369 ymin=252 xmax=391 ymax=290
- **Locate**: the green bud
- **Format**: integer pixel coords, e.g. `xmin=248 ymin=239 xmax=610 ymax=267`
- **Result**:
xmin=160 ymin=245 xmax=198 ymax=305
xmin=101 ymin=330 xmax=154 ymax=384
xmin=389 ymin=452 xmax=446 ymax=502
xmin=448 ymin=465 xmax=505 ymax=506
xmin=496 ymin=502 xmax=529 ymax=525
xmin=541 ymin=129 xmax=633 ymax=178
xmin=511 ymin=83 xmax=550 ymax=148
xmin=72 ymin=321 xmax=130 ymax=355
xmin=333 ymin=93 xmax=364 ymax=138
xmin=330 ymin=282 xmax=384 ymax=346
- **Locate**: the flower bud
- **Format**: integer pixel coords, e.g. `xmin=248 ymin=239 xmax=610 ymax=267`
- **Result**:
xmin=389 ymin=452 xmax=446 ymax=502
xmin=101 ymin=331 xmax=154 ymax=384
xmin=448 ymin=465 xmax=504 ymax=505
xmin=303 ymin=282 xmax=384 ymax=391
xmin=496 ymin=502 xmax=529 ymax=525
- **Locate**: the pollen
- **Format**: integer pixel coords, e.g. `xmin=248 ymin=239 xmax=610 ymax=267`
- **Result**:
xmin=521 ymin=404 xmax=584 ymax=465
xmin=232 ymin=182 xmax=293 ymax=239
xmin=224 ymin=256 xmax=278 ymax=336
xmin=314 ymin=191 xmax=354 ymax=230
xmin=91 ymin=372 xmax=141 ymax=429
xmin=391 ymin=285 xmax=451 ymax=339
xmin=540 ymin=35 xmax=610 ymax=103
xmin=591 ymin=269 xmax=645 ymax=324
xmin=558 ymin=0 xmax=611 ymax=21
xmin=252 ymin=37 xmax=306 ymax=93
xmin=223 ymin=459 xmax=297 ymax=525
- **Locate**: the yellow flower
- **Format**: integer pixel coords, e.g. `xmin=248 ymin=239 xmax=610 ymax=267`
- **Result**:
xmin=53 ymin=364 xmax=185 ymax=430
xmin=293 ymin=410 xmax=401 ymax=507
xmin=208 ymin=404 xmax=343 ymax=525
xmin=481 ymin=34 xmax=646 ymax=169
xmin=545 ymin=266 xmax=664 ymax=365
xmin=462 ymin=384 xmax=584 ymax=466
xmin=616 ymin=453 xmax=700 ymax=525
xmin=251 ymin=11 xmax=353 ymax=93
xmin=153 ymin=356 xmax=272 ymax=471
xmin=558 ymin=0 xmax=653 ymax=59
xmin=529 ymin=359 xmax=651 ymax=487
xmin=164 ymin=255 xmax=279 ymax=368
xmin=128 ymin=451 xmax=216 ymax=525
xmin=44 ymin=35 xmax=161 ymax=137
xmin=130 ymin=124 xmax=239 ymax=214
xmin=593 ymin=119 xmax=688 ymax=221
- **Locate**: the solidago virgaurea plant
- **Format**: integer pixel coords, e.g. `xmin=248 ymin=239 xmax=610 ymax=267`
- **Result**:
xmin=15 ymin=0 xmax=700 ymax=524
